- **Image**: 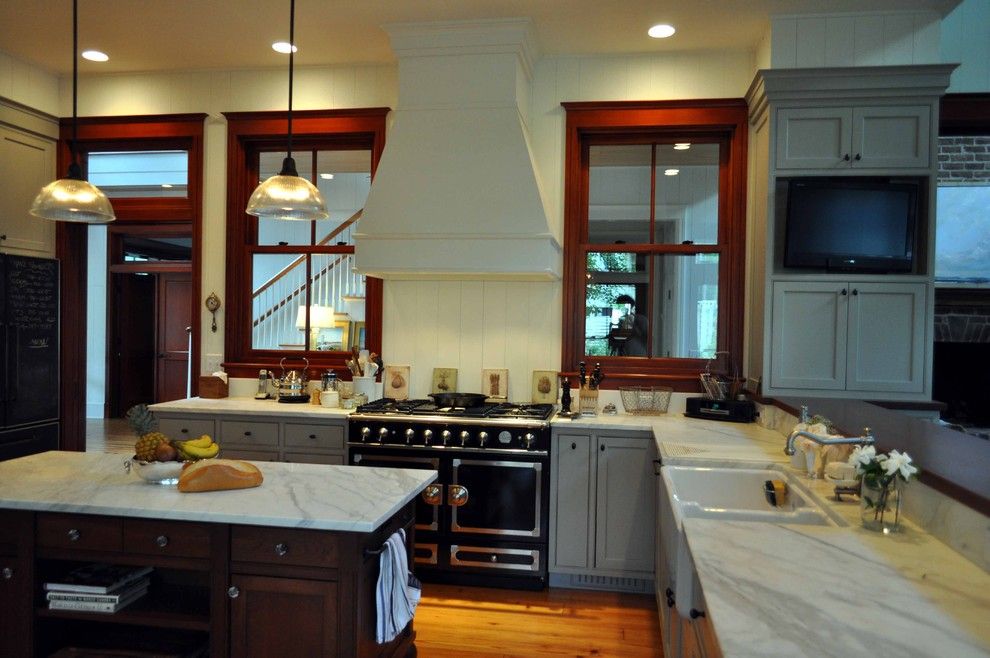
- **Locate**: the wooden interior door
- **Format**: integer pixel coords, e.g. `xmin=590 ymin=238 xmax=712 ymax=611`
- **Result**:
xmin=155 ymin=273 xmax=192 ymax=403
xmin=111 ymin=273 xmax=156 ymax=417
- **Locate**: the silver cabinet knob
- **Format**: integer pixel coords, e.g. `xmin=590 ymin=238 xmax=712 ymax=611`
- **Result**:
xmin=227 ymin=586 xmax=240 ymax=599
xmin=67 ymin=528 xmax=80 ymax=542
xmin=2 ymin=567 xmax=13 ymax=580
xmin=155 ymin=535 xmax=169 ymax=548
xmin=275 ymin=542 xmax=289 ymax=557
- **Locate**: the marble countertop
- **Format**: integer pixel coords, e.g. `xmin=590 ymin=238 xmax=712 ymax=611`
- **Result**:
xmin=150 ymin=397 xmax=353 ymax=418
xmin=653 ymin=424 xmax=990 ymax=657
xmin=0 ymin=451 xmax=436 ymax=533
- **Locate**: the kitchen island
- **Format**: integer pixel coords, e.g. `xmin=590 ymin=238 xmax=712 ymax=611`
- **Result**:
xmin=0 ymin=451 xmax=436 ymax=657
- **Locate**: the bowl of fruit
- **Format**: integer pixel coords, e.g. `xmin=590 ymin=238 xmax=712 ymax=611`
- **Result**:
xmin=125 ymin=405 xmax=220 ymax=484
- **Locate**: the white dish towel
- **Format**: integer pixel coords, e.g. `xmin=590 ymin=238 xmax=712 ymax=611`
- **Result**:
xmin=375 ymin=528 xmax=422 ymax=644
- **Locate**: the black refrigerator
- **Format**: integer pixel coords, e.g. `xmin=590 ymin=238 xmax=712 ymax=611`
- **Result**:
xmin=0 ymin=254 xmax=60 ymax=461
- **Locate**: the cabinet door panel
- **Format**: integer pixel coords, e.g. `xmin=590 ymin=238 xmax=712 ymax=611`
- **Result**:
xmin=851 ymin=105 xmax=930 ymax=169
xmin=0 ymin=126 xmax=55 ymax=256
xmin=775 ymin=107 xmax=852 ymax=169
xmin=770 ymin=282 xmax=847 ymax=390
xmin=551 ymin=433 xmax=592 ymax=570
xmin=229 ymin=574 xmax=338 ymax=658
xmin=846 ymin=282 xmax=926 ymax=392
xmin=594 ymin=435 xmax=656 ymax=574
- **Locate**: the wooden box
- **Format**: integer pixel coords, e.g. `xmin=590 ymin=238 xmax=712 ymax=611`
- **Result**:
xmin=199 ymin=376 xmax=228 ymax=399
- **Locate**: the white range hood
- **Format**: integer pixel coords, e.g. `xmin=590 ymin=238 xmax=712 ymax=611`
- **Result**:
xmin=354 ymin=19 xmax=561 ymax=281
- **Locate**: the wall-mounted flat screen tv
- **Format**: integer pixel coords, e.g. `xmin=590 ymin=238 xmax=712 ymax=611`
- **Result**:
xmin=783 ymin=177 xmax=919 ymax=273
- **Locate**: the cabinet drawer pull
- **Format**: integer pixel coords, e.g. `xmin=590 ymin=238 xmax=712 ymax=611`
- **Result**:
xmin=309 ymin=434 xmax=317 ymax=439
xmin=67 ymin=528 xmax=80 ymax=542
xmin=244 ymin=431 xmax=252 ymax=437
xmin=155 ymin=535 xmax=169 ymax=548
xmin=851 ymin=288 xmax=858 ymax=296
xmin=571 ymin=442 xmax=576 ymax=450
xmin=600 ymin=444 xmax=605 ymax=452
xmin=274 ymin=542 xmax=289 ymax=557
xmin=690 ymin=608 xmax=706 ymax=619
xmin=181 ymin=428 xmax=190 ymax=434
xmin=227 ymin=586 xmax=240 ymax=599
xmin=854 ymin=153 xmax=862 ymax=161
xmin=842 ymin=153 xmax=850 ymax=161
xmin=2 ymin=567 xmax=13 ymax=580
xmin=840 ymin=288 xmax=847 ymax=296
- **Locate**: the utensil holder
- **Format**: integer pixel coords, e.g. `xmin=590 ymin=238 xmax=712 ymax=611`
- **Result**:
xmin=579 ymin=386 xmax=599 ymax=416
xmin=353 ymin=376 xmax=378 ymax=402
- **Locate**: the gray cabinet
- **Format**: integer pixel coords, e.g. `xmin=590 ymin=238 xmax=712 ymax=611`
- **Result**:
xmin=550 ymin=428 xmax=656 ymax=583
xmin=770 ymin=280 xmax=926 ymax=393
xmin=153 ymin=411 xmax=347 ymax=464
xmin=776 ymin=104 xmax=930 ymax=170
xmin=0 ymin=124 xmax=56 ymax=257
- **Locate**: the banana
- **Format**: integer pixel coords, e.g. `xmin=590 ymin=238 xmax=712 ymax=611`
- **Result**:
xmin=182 ymin=435 xmax=214 ymax=449
xmin=182 ymin=441 xmax=220 ymax=460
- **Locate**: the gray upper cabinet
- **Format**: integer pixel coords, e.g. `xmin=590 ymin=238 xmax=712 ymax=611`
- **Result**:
xmin=550 ymin=428 xmax=656 ymax=581
xmin=775 ymin=104 xmax=930 ymax=170
xmin=0 ymin=125 xmax=56 ymax=257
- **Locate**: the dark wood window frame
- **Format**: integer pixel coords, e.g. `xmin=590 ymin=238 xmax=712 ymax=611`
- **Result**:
xmin=222 ymin=108 xmax=388 ymax=379
xmin=561 ymin=100 xmax=748 ymax=390
xmin=56 ymin=113 xmax=207 ymax=450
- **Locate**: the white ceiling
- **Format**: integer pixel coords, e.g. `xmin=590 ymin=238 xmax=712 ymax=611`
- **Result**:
xmin=0 ymin=0 xmax=959 ymax=77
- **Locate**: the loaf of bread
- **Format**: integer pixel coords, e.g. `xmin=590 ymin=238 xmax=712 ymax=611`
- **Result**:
xmin=178 ymin=459 xmax=263 ymax=493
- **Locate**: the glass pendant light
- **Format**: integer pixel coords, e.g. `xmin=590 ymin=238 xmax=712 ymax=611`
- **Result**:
xmin=29 ymin=0 xmax=115 ymax=224
xmin=246 ymin=0 xmax=329 ymax=221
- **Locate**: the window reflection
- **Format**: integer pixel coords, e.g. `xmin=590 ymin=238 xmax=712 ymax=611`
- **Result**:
xmin=88 ymin=150 xmax=188 ymax=198
xmin=585 ymin=252 xmax=718 ymax=359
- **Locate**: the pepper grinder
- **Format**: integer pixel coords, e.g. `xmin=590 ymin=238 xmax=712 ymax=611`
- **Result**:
xmin=560 ymin=375 xmax=572 ymax=414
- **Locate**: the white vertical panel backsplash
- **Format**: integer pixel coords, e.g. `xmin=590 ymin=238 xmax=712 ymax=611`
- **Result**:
xmin=824 ymin=16 xmax=856 ymax=67
xmin=382 ymin=279 xmax=561 ymax=401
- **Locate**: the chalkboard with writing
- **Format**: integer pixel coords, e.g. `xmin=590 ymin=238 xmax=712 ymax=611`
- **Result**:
xmin=2 ymin=255 xmax=60 ymax=427
xmin=6 ymin=256 xmax=58 ymax=330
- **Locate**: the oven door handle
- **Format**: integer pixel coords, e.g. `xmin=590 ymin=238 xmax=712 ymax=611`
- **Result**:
xmin=422 ymin=484 xmax=443 ymax=506
xmin=447 ymin=484 xmax=469 ymax=507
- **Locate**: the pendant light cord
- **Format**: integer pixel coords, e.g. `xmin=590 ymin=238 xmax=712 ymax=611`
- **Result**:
xmin=287 ymin=0 xmax=294 ymax=161
xmin=69 ymin=0 xmax=81 ymax=178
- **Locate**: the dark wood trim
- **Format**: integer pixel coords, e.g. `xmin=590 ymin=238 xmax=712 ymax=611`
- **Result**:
xmin=222 ymin=109 xmax=388 ymax=380
xmin=561 ymin=100 xmax=748 ymax=390
xmin=57 ymin=114 xmax=206 ymax=434
xmin=55 ymin=223 xmax=88 ymax=451
xmin=939 ymin=93 xmax=990 ymax=134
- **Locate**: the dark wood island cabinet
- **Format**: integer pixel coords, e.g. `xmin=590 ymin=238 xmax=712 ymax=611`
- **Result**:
xmin=0 ymin=452 xmax=436 ymax=658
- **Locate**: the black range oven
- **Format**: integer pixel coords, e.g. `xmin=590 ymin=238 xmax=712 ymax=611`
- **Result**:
xmin=348 ymin=399 xmax=552 ymax=590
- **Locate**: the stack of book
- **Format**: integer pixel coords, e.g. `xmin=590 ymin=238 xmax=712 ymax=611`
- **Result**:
xmin=45 ymin=564 xmax=154 ymax=614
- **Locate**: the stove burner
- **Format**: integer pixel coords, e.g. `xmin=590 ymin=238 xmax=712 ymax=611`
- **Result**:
xmin=355 ymin=398 xmax=554 ymax=421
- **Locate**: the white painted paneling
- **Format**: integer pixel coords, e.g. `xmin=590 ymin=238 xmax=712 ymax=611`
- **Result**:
xmin=0 ymin=51 xmax=59 ymax=116
xmin=824 ymin=16 xmax=856 ymax=68
xmin=382 ymin=279 xmax=560 ymax=401
xmin=794 ymin=17 xmax=826 ymax=68
xmin=942 ymin=0 xmax=990 ymax=92
xmin=770 ymin=12 xmax=942 ymax=69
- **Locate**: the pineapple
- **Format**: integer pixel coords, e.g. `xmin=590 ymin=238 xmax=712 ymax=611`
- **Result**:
xmin=126 ymin=404 xmax=171 ymax=461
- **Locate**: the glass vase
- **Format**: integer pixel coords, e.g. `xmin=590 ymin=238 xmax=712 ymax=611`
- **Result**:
xmin=859 ymin=477 xmax=902 ymax=533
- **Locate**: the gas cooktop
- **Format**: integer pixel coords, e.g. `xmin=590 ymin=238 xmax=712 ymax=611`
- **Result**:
xmin=353 ymin=398 xmax=555 ymax=421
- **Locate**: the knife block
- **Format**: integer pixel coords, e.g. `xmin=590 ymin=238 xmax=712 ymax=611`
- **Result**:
xmin=578 ymin=386 xmax=598 ymax=416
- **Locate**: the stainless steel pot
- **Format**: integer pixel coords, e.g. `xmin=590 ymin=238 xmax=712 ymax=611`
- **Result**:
xmin=274 ymin=357 xmax=309 ymax=400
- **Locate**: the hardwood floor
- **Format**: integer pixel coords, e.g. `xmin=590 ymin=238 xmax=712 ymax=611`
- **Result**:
xmin=85 ymin=421 xmax=664 ymax=657
xmin=415 ymin=584 xmax=662 ymax=657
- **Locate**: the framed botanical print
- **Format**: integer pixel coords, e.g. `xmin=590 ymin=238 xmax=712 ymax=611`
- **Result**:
xmin=531 ymin=370 xmax=558 ymax=404
xmin=382 ymin=365 xmax=411 ymax=400
xmin=481 ymin=368 xmax=508 ymax=399
xmin=432 ymin=368 xmax=457 ymax=394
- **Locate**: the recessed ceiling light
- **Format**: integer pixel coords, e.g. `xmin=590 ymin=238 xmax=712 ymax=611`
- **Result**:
xmin=272 ymin=41 xmax=298 ymax=54
xmin=319 ymin=173 xmax=334 ymax=180
xmin=664 ymin=168 xmax=679 ymax=176
xmin=81 ymin=50 xmax=108 ymax=62
xmin=648 ymin=24 xmax=676 ymax=39
xmin=673 ymin=143 xmax=691 ymax=150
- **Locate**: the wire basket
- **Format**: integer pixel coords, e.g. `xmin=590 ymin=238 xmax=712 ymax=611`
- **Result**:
xmin=618 ymin=386 xmax=673 ymax=415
